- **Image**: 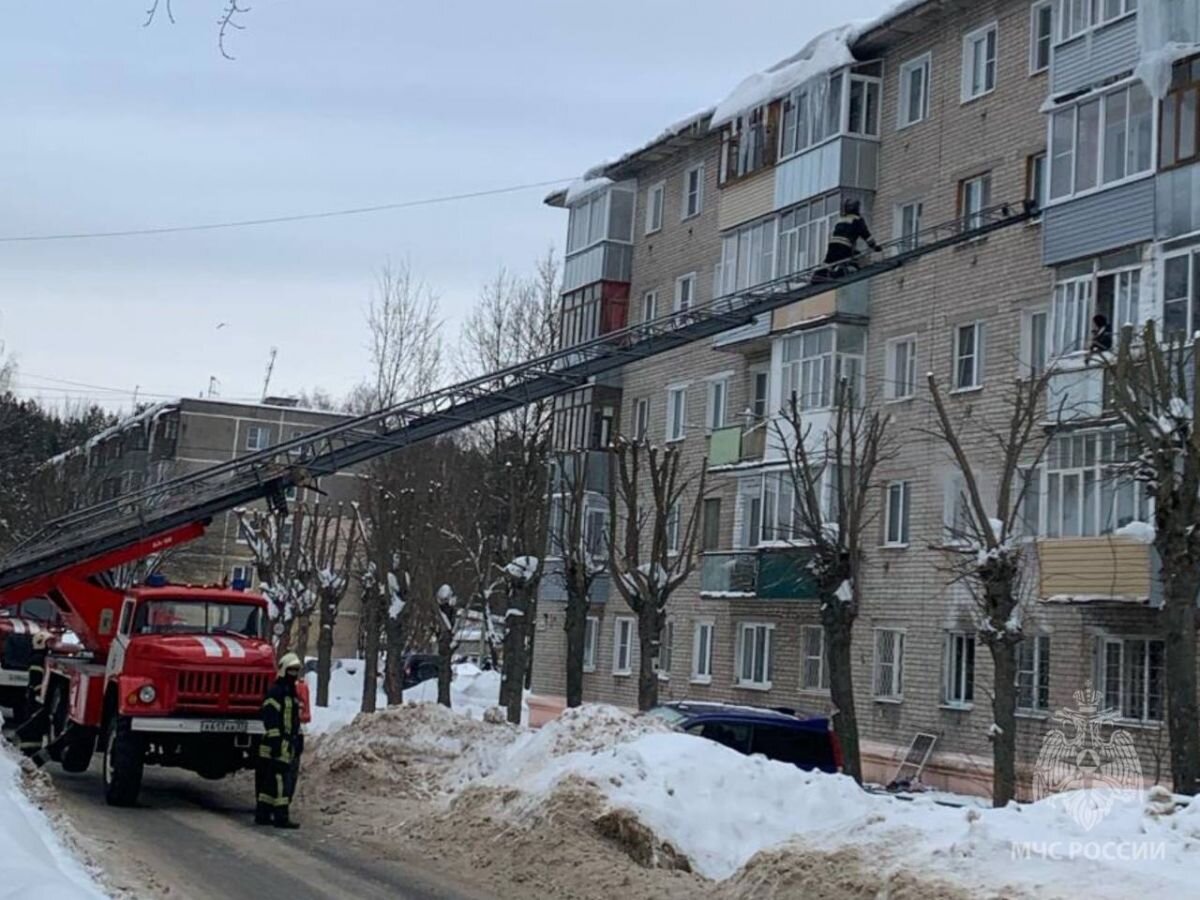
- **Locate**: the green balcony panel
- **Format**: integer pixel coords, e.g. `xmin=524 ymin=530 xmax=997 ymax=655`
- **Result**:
xmin=757 ymin=548 xmax=818 ymax=600
xmin=709 ymin=426 xmax=743 ymax=467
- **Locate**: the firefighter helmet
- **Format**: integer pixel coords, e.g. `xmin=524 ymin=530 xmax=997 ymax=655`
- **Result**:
xmin=278 ymin=652 xmax=302 ymax=675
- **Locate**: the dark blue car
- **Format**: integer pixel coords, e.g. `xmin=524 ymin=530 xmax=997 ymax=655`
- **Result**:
xmin=649 ymin=701 xmax=842 ymax=773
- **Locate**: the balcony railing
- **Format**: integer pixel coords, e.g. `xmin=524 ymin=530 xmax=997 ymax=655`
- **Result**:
xmin=709 ymin=424 xmax=767 ymax=467
xmin=700 ymin=547 xmax=817 ymax=599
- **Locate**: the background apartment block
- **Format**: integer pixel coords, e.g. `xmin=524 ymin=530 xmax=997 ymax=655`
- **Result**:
xmin=533 ymin=0 xmax=1200 ymax=796
xmin=49 ymin=396 xmax=365 ymax=657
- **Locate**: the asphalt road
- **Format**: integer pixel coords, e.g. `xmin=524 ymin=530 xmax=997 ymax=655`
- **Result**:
xmin=50 ymin=764 xmax=489 ymax=900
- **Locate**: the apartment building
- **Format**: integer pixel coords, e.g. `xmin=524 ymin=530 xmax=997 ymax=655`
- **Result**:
xmin=46 ymin=397 xmax=365 ymax=657
xmin=532 ymin=0 xmax=1200 ymax=796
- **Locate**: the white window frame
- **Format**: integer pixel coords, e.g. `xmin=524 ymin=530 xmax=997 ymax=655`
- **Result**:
xmin=873 ymin=628 xmax=905 ymax=701
xmin=645 ymin=181 xmax=665 ymax=234
xmin=691 ymin=620 xmax=714 ymax=684
xmin=1163 ymin=248 xmax=1200 ymax=339
xmin=953 ymin=321 xmax=985 ymax=391
xmin=800 ymin=625 xmax=829 ymax=692
xmin=717 ymin=218 xmax=777 ymax=296
xmin=898 ymin=53 xmax=932 ymax=128
xmin=633 ymin=397 xmax=650 ymax=441
xmin=736 ymin=622 xmax=774 ymax=690
xmin=1096 ymin=635 xmax=1165 ymax=724
xmin=1043 ymin=429 xmax=1149 ymax=538
xmin=666 ymin=383 xmax=688 ymax=443
xmin=884 ymin=334 xmax=917 ymax=401
xmin=750 ymin=366 xmax=770 ymax=420
xmin=1017 ymin=634 xmax=1051 ymax=713
xmin=1021 ymin=306 xmax=1050 ymax=378
xmin=666 ymin=503 xmax=681 ymax=554
xmin=706 ymin=372 xmax=732 ymax=432
xmin=230 ymin=564 xmax=253 ymax=588
xmin=674 ymin=272 xmax=696 ymax=314
xmin=245 ymin=424 xmax=269 ymax=451
xmin=943 ymin=632 xmax=976 ymax=708
xmin=682 ymin=164 xmax=705 ymax=220
xmin=583 ymin=616 xmax=599 ymax=672
xmin=884 ymin=481 xmax=912 ymax=547
xmin=657 ymin=618 xmax=674 ymax=679
xmin=960 ymin=173 xmax=992 ymax=230
xmin=613 ymin=617 xmax=635 ymax=676
xmin=943 ymin=471 xmax=973 ymax=546
xmin=961 ymin=22 xmax=998 ymax=103
xmin=642 ymin=290 xmax=659 ymax=323
xmin=1030 ymin=1 xmax=1053 ymax=74
xmin=894 ymin=200 xmax=924 ymax=252
xmin=1055 ymin=0 xmax=1138 ymax=46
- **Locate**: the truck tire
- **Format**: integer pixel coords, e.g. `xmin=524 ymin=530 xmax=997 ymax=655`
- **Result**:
xmin=103 ymin=716 xmax=144 ymax=807
xmin=60 ymin=727 xmax=97 ymax=774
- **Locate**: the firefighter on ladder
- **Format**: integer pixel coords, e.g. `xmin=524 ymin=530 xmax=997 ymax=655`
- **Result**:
xmin=17 ymin=632 xmax=49 ymax=756
xmin=819 ymin=198 xmax=882 ymax=279
xmin=255 ymin=652 xmax=303 ymax=828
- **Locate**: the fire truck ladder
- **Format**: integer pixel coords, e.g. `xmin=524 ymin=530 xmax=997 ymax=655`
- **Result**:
xmin=0 ymin=201 xmax=1037 ymax=597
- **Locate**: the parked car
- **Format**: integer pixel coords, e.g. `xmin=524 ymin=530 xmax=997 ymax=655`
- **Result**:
xmin=649 ymin=701 xmax=842 ymax=773
xmin=402 ymin=653 xmax=443 ymax=690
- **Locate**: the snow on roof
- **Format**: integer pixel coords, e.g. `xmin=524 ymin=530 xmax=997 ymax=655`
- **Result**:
xmin=563 ymin=175 xmax=614 ymax=205
xmin=44 ymin=400 xmax=178 ymax=466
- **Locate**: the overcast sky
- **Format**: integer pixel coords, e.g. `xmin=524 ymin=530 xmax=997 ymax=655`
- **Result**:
xmin=2 ymin=1 xmax=894 ymax=412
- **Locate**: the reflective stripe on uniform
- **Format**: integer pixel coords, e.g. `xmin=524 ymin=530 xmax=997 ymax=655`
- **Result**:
xmin=263 ymin=697 xmax=281 ymax=711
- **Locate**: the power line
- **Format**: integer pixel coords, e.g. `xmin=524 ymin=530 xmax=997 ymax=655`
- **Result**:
xmin=0 ymin=178 xmax=573 ymax=244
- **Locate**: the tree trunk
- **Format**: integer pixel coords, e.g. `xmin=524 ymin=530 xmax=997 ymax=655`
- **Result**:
xmin=824 ymin=611 xmax=862 ymax=784
xmin=360 ymin=590 xmax=381 ymax=714
xmin=293 ymin=613 xmax=312 ymax=662
xmin=989 ymin=638 xmax=1019 ymax=807
xmin=636 ymin=603 xmax=661 ymax=712
xmin=1163 ymin=573 xmax=1200 ymax=795
xmin=316 ymin=596 xmax=335 ymax=708
xmin=500 ymin=583 xmax=531 ymax=724
xmin=437 ymin=630 xmax=453 ymax=707
xmin=383 ymin=611 xmax=405 ymax=705
xmin=563 ymin=587 xmax=588 ymax=708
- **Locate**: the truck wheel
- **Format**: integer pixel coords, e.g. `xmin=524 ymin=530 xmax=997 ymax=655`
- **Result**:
xmin=60 ymin=727 xmax=97 ymax=774
xmin=102 ymin=716 xmax=144 ymax=807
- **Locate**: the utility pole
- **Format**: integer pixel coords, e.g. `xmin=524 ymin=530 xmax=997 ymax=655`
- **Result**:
xmin=261 ymin=347 xmax=278 ymax=400
xmin=207 ymin=376 xmax=220 ymax=399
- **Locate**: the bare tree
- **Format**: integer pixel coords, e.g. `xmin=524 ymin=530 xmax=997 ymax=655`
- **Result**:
xmin=926 ymin=368 xmax=1056 ymax=806
xmin=308 ymin=502 xmax=360 ymax=707
xmin=235 ymin=504 xmax=315 ymax=656
xmin=774 ymin=381 xmax=893 ymax=785
xmin=432 ymin=584 xmax=461 ymax=707
xmin=1103 ymin=323 xmax=1200 ymax=795
xmin=143 ymin=0 xmax=251 ymax=60
xmin=607 ymin=439 xmax=707 ymax=712
xmin=547 ymin=450 xmax=607 ymax=708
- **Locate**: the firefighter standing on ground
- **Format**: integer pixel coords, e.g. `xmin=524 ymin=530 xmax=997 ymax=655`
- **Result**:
xmin=823 ymin=198 xmax=882 ymax=271
xmin=255 ymin=652 xmax=303 ymax=828
xmin=17 ymin=632 xmax=49 ymax=756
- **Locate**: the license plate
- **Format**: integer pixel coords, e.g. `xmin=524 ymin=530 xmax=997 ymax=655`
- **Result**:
xmin=200 ymin=720 xmax=249 ymax=734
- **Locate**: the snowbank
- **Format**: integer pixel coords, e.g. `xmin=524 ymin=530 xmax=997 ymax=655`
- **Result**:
xmin=0 ymin=743 xmax=108 ymax=899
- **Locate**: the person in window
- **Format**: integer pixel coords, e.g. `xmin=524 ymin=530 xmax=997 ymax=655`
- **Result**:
xmin=1088 ymin=314 xmax=1113 ymax=357
xmin=819 ymin=199 xmax=882 ymax=278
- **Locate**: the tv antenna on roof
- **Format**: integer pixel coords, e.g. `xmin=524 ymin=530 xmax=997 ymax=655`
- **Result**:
xmin=261 ymin=347 xmax=278 ymax=400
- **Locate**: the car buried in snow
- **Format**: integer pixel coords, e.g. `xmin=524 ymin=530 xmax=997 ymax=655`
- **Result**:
xmin=648 ymin=701 xmax=842 ymax=773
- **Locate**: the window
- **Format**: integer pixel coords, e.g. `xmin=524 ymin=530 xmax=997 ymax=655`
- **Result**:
xmin=959 ymin=173 xmax=991 ymax=231
xmin=657 ymin=619 xmax=674 ymax=677
xmin=633 ymin=397 xmax=650 ymax=441
xmin=943 ymin=472 xmax=972 ymax=544
xmin=885 ymin=335 xmax=917 ymax=400
xmin=674 ymin=273 xmax=696 ymax=313
xmin=1163 ymin=249 xmax=1200 ymax=341
xmin=1161 ymin=57 xmax=1200 ymax=170
xmin=583 ymin=617 xmax=598 ymax=672
xmin=245 ymin=424 xmax=270 ymax=451
xmin=1023 ymin=308 xmax=1049 ymax=377
xmin=717 ymin=218 xmax=777 ymax=296
xmin=1031 ymin=2 xmax=1053 ymax=74
xmin=279 ymin=520 xmax=294 ymax=549
xmin=847 ymin=71 xmax=882 ymax=137
xmin=778 ymin=194 xmax=841 ymax=277
xmin=1017 ymin=635 xmax=1051 ymax=712
xmin=1048 ymin=83 xmax=1154 ymax=201
xmin=736 ymin=623 xmax=774 ymax=689
xmin=962 ymin=23 xmax=998 ymax=101
xmin=567 ymin=191 xmax=615 ymax=254
xmin=1051 ymin=266 xmax=1141 ymax=355
xmin=1051 ymin=277 xmax=1093 ymax=354
xmin=800 ymin=625 xmax=829 ymax=692
xmin=1044 ymin=430 xmax=1149 ymax=537
xmin=1097 ymin=636 xmax=1165 ymax=723
xmin=230 ymin=565 xmax=253 ymax=588
xmin=691 ymin=621 xmax=714 ymax=682
xmin=584 ymin=507 xmax=609 ymax=560
xmin=1092 ymin=0 xmax=1139 ymax=28
xmin=779 ymin=71 xmax=847 ymax=158
xmin=613 ymin=617 xmax=634 ymax=675
xmin=895 ymin=201 xmax=923 ymax=252
xmin=666 ymin=385 xmax=688 ymax=442
xmin=666 ymin=503 xmax=681 ymax=554
xmin=683 ymin=164 xmax=704 ymax=219
xmin=874 ymin=629 xmax=905 ymax=700
xmin=1055 ymin=0 xmax=1091 ymax=43
xmin=781 ymin=329 xmax=841 ymax=411
xmin=706 ymin=375 xmax=730 ymax=431
xmin=646 ymin=181 xmax=665 ymax=234
xmin=899 ymin=54 xmax=931 ymax=127
xmin=702 ymin=498 xmax=722 ymax=551
xmin=721 ymin=105 xmax=771 ymax=183
xmin=1027 ymin=152 xmax=1047 ymax=212
xmin=954 ymin=322 xmax=984 ymax=390
xmin=642 ymin=290 xmax=658 ymax=324
xmin=885 ymin=481 xmax=911 ymax=546
xmin=750 ymin=367 xmax=770 ymax=420
xmin=943 ymin=632 xmax=976 ymax=706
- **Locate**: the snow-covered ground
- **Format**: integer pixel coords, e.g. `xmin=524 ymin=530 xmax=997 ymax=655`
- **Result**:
xmin=0 ymin=739 xmax=107 ymax=899
xmin=306 ymin=659 xmax=524 ymax=735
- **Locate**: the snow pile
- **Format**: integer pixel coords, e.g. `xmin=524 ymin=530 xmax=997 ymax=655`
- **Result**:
xmin=305 ymin=658 xmax=385 ymax=736
xmin=503 ymin=555 xmax=539 ymax=582
xmin=0 ymin=740 xmax=108 ymax=898
xmin=564 ymin=175 xmax=613 ymax=205
xmin=403 ymin=663 xmax=528 ymax=723
xmin=1136 ymin=0 xmax=1200 ymax=99
xmin=1115 ymin=520 xmax=1157 ymax=544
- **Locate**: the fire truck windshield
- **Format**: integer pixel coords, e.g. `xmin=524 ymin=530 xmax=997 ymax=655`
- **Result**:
xmin=132 ymin=600 xmax=265 ymax=639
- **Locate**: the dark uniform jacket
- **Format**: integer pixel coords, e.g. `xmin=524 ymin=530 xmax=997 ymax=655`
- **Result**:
xmin=259 ymin=677 xmax=302 ymax=766
xmin=825 ymin=214 xmax=878 ymax=263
